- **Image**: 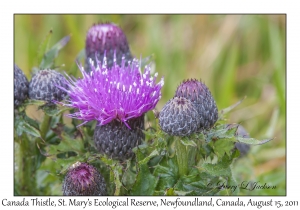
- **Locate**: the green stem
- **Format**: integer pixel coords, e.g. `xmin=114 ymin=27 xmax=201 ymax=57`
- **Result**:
xmin=19 ymin=135 xmax=37 ymax=195
xmin=175 ymin=137 xmax=188 ymax=177
xmin=40 ymin=114 xmax=51 ymax=140
xmin=187 ymin=145 xmax=197 ymax=170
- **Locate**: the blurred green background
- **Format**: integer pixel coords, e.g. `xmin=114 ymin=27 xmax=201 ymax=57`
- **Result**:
xmin=14 ymin=14 xmax=286 ymax=195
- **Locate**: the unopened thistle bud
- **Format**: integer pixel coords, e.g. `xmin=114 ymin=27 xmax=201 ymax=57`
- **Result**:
xmin=14 ymin=64 xmax=29 ymax=107
xmin=29 ymin=69 xmax=68 ymax=102
xmin=85 ymin=22 xmax=132 ymax=72
xmin=159 ymin=97 xmax=200 ymax=136
xmin=175 ymin=79 xmax=218 ymax=131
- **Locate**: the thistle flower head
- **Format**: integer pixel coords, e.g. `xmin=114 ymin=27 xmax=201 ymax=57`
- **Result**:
xmin=60 ymin=55 xmax=164 ymax=128
xmin=85 ymin=22 xmax=132 ymax=71
xmin=62 ymin=162 xmax=106 ymax=196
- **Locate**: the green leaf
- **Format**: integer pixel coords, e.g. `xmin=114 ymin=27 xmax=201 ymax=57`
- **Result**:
xmin=39 ymin=35 xmax=70 ymax=69
xmin=174 ymin=190 xmax=193 ymax=196
xmin=130 ymin=150 xmax=159 ymax=195
xmin=154 ymin=157 xmax=178 ymax=191
xmin=97 ymin=156 xmax=123 ymax=195
xmin=23 ymin=114 xmax=40 ymax=130
xmin=138 ymin=149 xmax=159 ymax=165
xmin=44 ymin=133 xmax=84 ymax=157
xmin=121 ymin=160 xmax=137 ymax=190
xmin=205 ymin=125 xmax=236 ymax=142
xmin=211 ymin=138 xmax=235 ymax=158
xmin=42 ymin=105 xmax=72 ymax=116
xmin=180 ymin=138 xmax=197 ymax=147
xmin=111 ymin=163 xmax=123 ymax=196
xmin=16 ymin=118 xmax=41 ymax=138
xmin=227 ymin=175 xmax=239 ymax=195
xmin=55 ymin=157 xmax=84 ymax=175
xmin=165 ymin=188 xmax=177 ymax=195
xmin=236 ymin=136 xmax=273 ymax=145
xmin=37 ymin=30 xmax=53 ymax=65
xmin=174 ymin=172 xmax=221 ymax=195
xmin=23 ymin=99 xmax=47 ymax=107
xmin=201 ymin=154 xmax=233 ymax=177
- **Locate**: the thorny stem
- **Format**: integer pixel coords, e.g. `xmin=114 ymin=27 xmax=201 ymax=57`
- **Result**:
xmin=19 ymin=134 xmax=37 ymax=195
xmin=40 ymin=114 xmax=51 ymax=140
xmin=175 ymin=137 xmax=189 ymax=177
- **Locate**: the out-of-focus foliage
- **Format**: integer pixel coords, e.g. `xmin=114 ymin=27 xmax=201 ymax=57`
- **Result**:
xmin=14 ymin=14 xmax=285 ymax=195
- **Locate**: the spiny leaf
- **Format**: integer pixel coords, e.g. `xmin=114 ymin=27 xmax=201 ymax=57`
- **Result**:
xmin=180 ymin=138 xmax=197 ymax=147
xmin=16 ymin=118 xmax=41 ymax=138
xmin=205 ymin=125 xmax=237 ymax=142
xmin=154 ymin=157 xmax=178 ymax=191
xmin=39 ymin=35 xmax=70 ymax=69
xmin=174 ymin=172 xmax=221 ymax=195
xmin=219 ymin=96 xmax=246 ymax=116
xmin=43 ymin=133 xmax=84 ymax=157
xmin=42 ymin=105 xmax=72 ymax=116
xmin=130 ymin=150 xmax=158 ymax=195
xmin=111 ymin=164 xmax=123 ymax=196
xmin=211 ymin=138 xmax=235 ymax=158
xmin=98 ymin=156 xmax=123 ymax=195
xmin=23 ymin=114 xmax=40 ymax=130
xmin=227 ymin=175 xmax=239 ymax=195
xmin=138 ymin=149 xmax=159 ymax=165
xmin=174 ymin=190 xmax=193 ymax=196
xmin=165 ymin=188 xmax=177 ymax=195
xmin=200 ymin=154 xmax=233 ymax=177
xmin=37 ymin=30 xmax=53 ymax=65
xmin=121 ymin=160 xmax=136 ymax=190
xmin=236 ymin=136 xmax=273 ymax=145
xmin=23 ymin=99 xmax=47 ymax=107
xmin=55 ymin=157 xmax=84 ymax=175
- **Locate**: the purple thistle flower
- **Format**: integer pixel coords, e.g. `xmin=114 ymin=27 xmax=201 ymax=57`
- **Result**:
xmin=62 ymin=162 xmax=106 ymax=196
xmin=59 ymin=54 xmax=164 ymax=128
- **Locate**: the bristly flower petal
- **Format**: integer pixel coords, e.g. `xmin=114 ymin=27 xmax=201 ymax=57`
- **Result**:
xmin=60 ymin=55 xmax=164 ymax=128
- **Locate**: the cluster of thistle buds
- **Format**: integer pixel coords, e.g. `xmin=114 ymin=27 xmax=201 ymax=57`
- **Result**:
xmin=14 ymin=65 xmax=68 ymax=107
xmin=159 ymin=79 xmax=218 ymax=136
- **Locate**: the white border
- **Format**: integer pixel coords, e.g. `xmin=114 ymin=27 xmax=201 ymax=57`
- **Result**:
xmin=2 ymin=0 xmax=298 ymax=209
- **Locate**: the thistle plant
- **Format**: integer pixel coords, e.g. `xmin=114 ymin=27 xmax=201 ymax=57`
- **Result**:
xmin=14 ymin=22 xmax=273 ymax=196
